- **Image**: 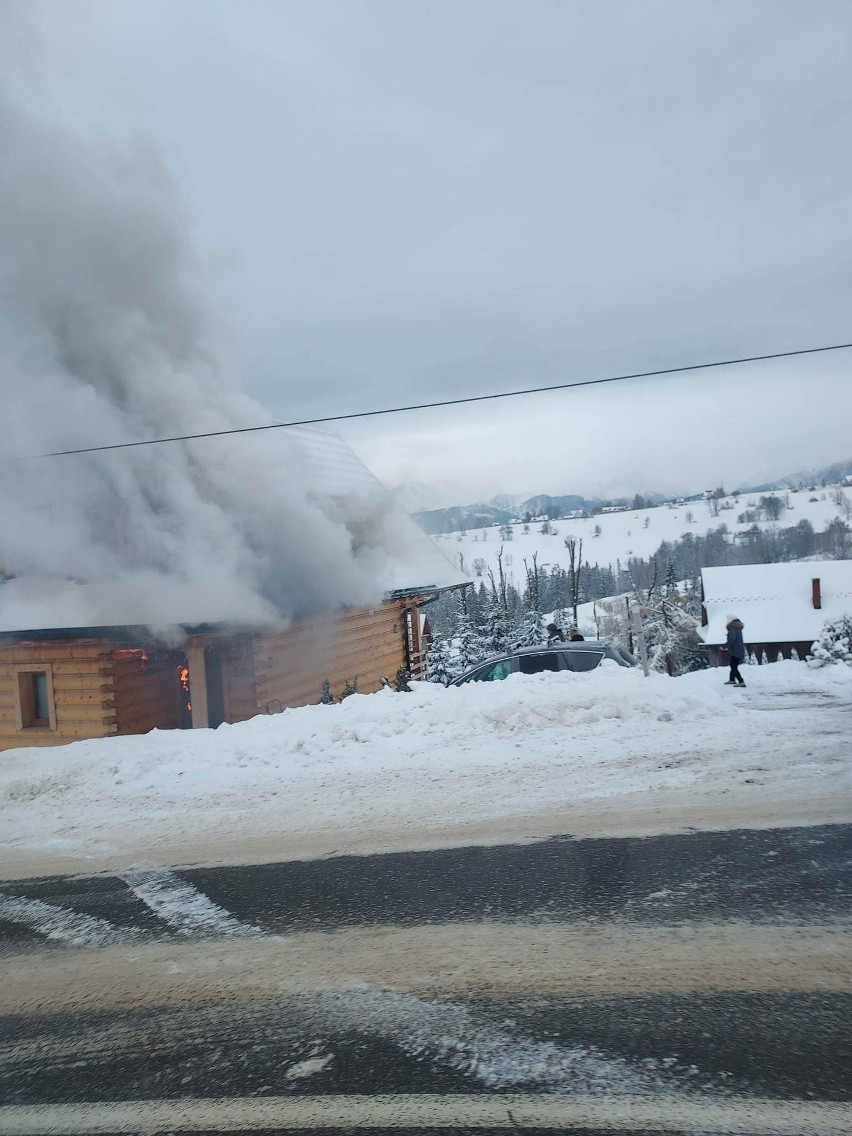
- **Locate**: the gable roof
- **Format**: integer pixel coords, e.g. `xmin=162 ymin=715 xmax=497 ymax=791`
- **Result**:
xmin=0 ymin=427 xmax=467 ymax=636
xmin=700 ymin=561 xmax=852 ymax=646
xmin=285 ymin=427 xmax=466 ymax=597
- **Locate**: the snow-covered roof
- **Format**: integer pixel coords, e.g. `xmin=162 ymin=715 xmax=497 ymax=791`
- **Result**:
xmin=700 ymin=561 xmax=852 ymax=646
xmin=0 ymin=428 xmax=467 ymax=636
xmin=286 ymin=427 xmax=467 ymax=597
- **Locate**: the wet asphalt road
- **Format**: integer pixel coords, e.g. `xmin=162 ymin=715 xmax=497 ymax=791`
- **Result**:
xmin=0 ymin=823 xmax=850 ymax=1134
xmin=2 ymin=822 xmax=849 ymax=947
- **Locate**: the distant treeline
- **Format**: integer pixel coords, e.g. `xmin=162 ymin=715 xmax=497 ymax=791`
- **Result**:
xmin=428 ymin=511 xmax=851 ymax=638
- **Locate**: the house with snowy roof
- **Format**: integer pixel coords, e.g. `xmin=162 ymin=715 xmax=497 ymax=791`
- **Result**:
xmin=699 ymin=560 xmax=852 ymax=666
xmin=0 ymin=429 xmax=467 ymax=752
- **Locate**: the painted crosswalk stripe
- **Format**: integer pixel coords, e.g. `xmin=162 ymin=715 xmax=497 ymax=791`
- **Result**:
xmin=0 ymin=1094 xmax=848 ymax=1134
xmin=119 ymin=867 xmax=262 ymax=938
xmin=0 ymin=891 xmax=139 ymax=948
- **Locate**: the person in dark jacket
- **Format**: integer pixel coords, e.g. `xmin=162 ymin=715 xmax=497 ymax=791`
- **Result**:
xmin=569 ymin=629 xmax=585 ymax=641
xmin=724 ymin=616 xmax=747 ymax=687
xmin=546 ymin=623 xmax=565 ymax=643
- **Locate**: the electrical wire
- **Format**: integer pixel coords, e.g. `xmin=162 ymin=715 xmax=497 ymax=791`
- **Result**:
xmin=36 ymin=339 xmax=852 ymax=458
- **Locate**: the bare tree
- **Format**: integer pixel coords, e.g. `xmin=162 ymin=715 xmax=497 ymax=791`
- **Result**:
xmin=487 ymin=545 xmax=510 ymax=613
xmin=563 ymin=536 xmax=584 ymax=624
xmin=830 ymin=486 xmax=852 ymax=521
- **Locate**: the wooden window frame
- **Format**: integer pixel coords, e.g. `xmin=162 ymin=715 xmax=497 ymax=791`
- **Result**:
xmin=13 ymin=663 xmax=57 ymax=731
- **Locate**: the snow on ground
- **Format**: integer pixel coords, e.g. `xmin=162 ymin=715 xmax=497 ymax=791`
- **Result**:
xmin=1 ymin=661 xmax=849 ymax=877
xmin=436 ymin=485 xmax=852 ymax=590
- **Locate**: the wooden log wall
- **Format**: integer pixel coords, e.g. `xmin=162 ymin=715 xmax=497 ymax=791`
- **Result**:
xmin=252 ymin=601 xmax=408 ymax=714
xmin=108 ymin=649 xmax=183 ymax=735
xmin=220 ymin=637 xmax=260 ymax=724
xmin=0 ymin=640 xmax=115 ymax=752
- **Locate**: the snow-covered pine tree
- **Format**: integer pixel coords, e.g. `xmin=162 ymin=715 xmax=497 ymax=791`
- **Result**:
xmin=482 ymin=596 xmax=512 ymax=656
xmin=664 ymin=560 xmax=678 ymax=597
xmin=551 ymin=607 xmax=571 ymax=636
xmin=426 ymin=633 xmax=455 ymax=684
xmin=640 ymin=591 xmax=705 ymax=675
xmin=517 ymin=553 xmax=546 ymax=647
xmin=394 ymin=667 xmax=412 ymax=692
xmin=517 ymin=607 xmax=546 ymax=647
xmin=454 ymin=592 xmax=482 ymax=673
xmin=809 ymin=614 xmax=852 ymax=667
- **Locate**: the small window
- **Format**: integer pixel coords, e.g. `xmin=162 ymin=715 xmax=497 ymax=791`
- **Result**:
xmin=518 ymin=653 xmax=561 ymax=675
xmin=31 ymin=672 xmax=50 ymax=724
xmin=15 ymin=665 xmax=56 ymax=730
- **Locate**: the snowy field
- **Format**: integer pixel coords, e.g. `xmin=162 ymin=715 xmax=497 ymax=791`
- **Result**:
xmin=1 ymin=660 xmax=849 ymax=878
xmin=435 ymin=485 xmax=852 ymax=590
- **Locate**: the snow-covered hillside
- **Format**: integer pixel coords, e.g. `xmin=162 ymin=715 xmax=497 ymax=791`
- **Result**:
xmin=434 ymin=485 xmax=852 ymax=591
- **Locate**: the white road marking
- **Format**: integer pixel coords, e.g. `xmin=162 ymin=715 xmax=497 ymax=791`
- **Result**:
xmin=119 ymin=868 xmax=262 ymax=939
xmin=0 ymin=1094 xmax=848 ymax=1134
xmin=307 ymin=989 xmax=653 ymax=1094
xmin=0 ymin=891 xmax=139 ymax=948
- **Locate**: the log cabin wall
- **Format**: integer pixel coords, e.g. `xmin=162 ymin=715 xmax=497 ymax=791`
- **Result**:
xmin=0 ymin=599 xmax=420 ymax=749
xmin=0 ymin=639 xmax=115 ymax=752
xmin=253 ymin=601 xmax=408 ymax=713
xmin=108 ymin=648 xmax=185 ymax=735
xmin=218 ymin=635 xmax=261 ymax=723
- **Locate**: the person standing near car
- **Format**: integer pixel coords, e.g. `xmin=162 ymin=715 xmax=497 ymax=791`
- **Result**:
xmin=724 ymin=616 xmax=747 ymax=687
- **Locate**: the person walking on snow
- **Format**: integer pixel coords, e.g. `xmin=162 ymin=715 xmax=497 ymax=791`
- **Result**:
xmin=725 ymin=616 xmax=747 ymax=687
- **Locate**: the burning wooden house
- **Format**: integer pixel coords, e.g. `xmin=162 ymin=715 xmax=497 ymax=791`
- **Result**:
xmin=0 ymin=430 xmax=466 ymax=752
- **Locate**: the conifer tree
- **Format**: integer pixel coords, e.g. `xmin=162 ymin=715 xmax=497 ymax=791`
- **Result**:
xmin=810 ymin=615 xmax=852 ymax=666
xmin=517 ymin=553 xmax=546 ymax=647
xmin=426 ymin=633 xmax=454 ymax=684
xmin=483 ymin=596 xmax=512 ymax=656
xmin=637 ymin=584 xmax=705 ymax=675
xmin=454 ymin=593 xmax=482 ymax=673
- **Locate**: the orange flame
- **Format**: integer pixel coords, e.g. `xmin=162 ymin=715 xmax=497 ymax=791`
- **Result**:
xmin=178 ymin=665 xmax=191 ymax=713
xmin=113 ymin=648 xmax=150 ymax=666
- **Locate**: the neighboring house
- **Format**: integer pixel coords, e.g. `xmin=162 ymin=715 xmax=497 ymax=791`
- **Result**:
xmin=699 ymin=561 xmax=852 ymax=666
xmin=0 ymin=429 xmax=467 ymax=752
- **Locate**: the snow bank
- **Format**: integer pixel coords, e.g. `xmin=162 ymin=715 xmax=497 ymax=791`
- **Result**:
xmin=1 ymin=662 xmax=849 ymax=874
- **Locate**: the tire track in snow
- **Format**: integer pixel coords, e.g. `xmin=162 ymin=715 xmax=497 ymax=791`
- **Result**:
xmin=119 ymin=867 xmax=263 ymax=939
xmin=304 ymin=989 xmax=674 ymax=1096
xmin=0 ymin=891 xmax=140 ymax=948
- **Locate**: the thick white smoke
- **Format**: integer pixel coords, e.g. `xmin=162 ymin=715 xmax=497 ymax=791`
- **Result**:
xmin=0 ymin=86 xmax=392 ymax=632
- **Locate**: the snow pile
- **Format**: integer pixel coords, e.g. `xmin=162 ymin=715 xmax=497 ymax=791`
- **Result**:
xmin=1 ymin=663 xmax=849 ymax=873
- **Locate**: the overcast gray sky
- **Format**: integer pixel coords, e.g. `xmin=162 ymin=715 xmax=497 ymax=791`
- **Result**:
xmin=8 ymin=0 xmax=852 ymax=505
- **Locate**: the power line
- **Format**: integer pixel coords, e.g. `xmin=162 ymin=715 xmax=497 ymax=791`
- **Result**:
xmin=38 ymin=339 xmax=852 ymax=458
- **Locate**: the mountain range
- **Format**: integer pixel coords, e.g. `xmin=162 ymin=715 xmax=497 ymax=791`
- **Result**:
xmin=409 ymin=458 xmax=852 ymax=535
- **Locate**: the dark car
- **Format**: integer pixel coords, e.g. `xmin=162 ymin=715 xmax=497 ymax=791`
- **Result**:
xmin=450 ymin=641 xmax=636 ymax=685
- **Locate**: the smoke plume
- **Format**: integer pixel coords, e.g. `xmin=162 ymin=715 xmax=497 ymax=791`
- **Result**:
xmin=0 ymin=85 xmax=394 ymax=632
